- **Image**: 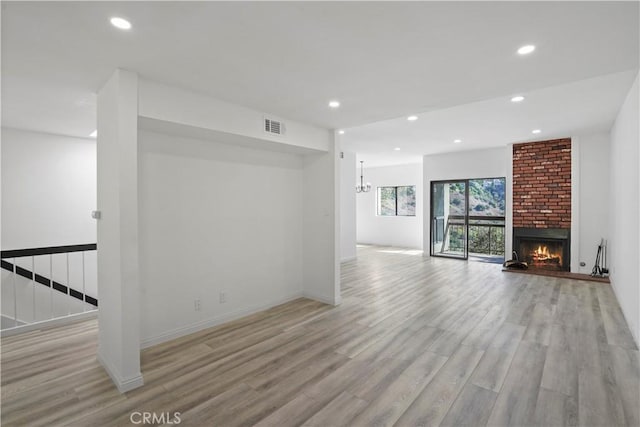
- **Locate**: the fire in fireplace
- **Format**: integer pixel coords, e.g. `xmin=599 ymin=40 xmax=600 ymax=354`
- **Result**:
xmin=513 ymin=228 xmax=570 ymax=272
xmin=521 ymin=241 xmax=564 ymax=270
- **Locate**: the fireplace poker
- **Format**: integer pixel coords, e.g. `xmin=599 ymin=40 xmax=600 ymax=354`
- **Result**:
xmin=601 ymin=239 xmax=609 ymax=276
xmin=591 ymin=238 xmax=603 ymax=277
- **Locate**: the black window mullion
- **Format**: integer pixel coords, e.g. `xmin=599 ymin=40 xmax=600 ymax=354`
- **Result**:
xmin=395 ymin=187 xmax=399 ymax=215
xmin=376 ymin=185 xmax=416 ymax=217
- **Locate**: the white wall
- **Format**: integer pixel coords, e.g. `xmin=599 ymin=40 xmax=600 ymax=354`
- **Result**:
xmin=575 ymin=133 xmax=610 ymax=274
xmin=423 ymin=147 xmax=508 ymax=254
xmin=139 ymin=129 xmax=306 ymax=345
xmin=357 ymin=163 xmax=423 ymax=249
xmin=1 ymin=128 xmax=98 ymax=323
xmin=609 ymin=72 xmax=639 ymax=344
xmin=340 ymin=150 xmax=357 ymax=261
xmin=138 ymin=79 xmax=330 ymax=153
xmin=1 ymin=128 xmax=96 ymax=249
xmin=132 ymin=76 xmax=339 ymax=349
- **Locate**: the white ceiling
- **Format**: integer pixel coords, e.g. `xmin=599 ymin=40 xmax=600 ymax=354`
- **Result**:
xmin=2 ymin=2 xmax=638 ymax=160
xmin=345 ymin=70 xmax=638 ymax=167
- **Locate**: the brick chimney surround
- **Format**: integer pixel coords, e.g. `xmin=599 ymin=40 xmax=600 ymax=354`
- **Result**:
xmin=512 ymin=138 xmax=572 ymax=229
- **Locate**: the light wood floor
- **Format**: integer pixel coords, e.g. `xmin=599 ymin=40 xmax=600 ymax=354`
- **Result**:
xmin=2 ymin=245 xmax=638 ymax=426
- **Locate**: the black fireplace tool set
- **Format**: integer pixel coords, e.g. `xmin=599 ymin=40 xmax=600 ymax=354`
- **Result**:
xmin=503 ymin=251 xmax=528 ymax=270
xmin=591 ymin=238 xmax=609 ymax=277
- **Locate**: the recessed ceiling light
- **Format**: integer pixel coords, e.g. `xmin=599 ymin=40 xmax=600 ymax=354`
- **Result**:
xmin=394 ymin=147 xmax=401 ymax=151
xmin=453 ymin=139 xmax=462 ymax=144
xmin=517 ymin=45 xmax=536 ymax=55
xmin=407 ymin=115 xmax=418 ymax=121
xmin=511 ymin=95 xmax=525 ymax=103
xmin=532 ymin=129 xmax=542 ymax=134
xmin=110 ymin=17 xmax=132 ymax=30
xmin=328 ymin=100 xmax=340 ymax=108
xmin=338 ymin=130 xmax=345 ymax=135
xmin=90 ymin=130 xmax=97 ymax=138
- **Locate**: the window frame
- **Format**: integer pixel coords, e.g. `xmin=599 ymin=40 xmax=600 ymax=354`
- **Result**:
xmin=376 ymin=185 xmax=416 ymax=217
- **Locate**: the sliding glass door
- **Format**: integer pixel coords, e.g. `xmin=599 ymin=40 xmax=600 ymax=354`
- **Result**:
xmin=431 ymin=180 xmax=468 ymax=259
xmin=430 ymin=178 xmax=506 ymax=262
xmin=467 ymin=178 xmax=506 ymax=262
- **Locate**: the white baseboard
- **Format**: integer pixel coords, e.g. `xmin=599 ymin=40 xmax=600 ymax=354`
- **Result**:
xmin=340 ymin=256 xmax=357 ymax=263
xmin=140 ymin=291 xmax=305 ymax=349
xmin=97 ymin=349 xmax=144 ymax=393
xmin=0 ymin=310 xmax=98 ymax=337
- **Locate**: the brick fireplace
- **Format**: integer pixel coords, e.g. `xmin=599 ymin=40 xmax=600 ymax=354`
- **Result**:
xmin=512 ymin=138 xmax=571 ymax=271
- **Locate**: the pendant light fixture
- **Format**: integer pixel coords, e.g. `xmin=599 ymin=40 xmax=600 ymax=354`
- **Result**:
xmin=356 ymin=161 xmax=372 ymax=193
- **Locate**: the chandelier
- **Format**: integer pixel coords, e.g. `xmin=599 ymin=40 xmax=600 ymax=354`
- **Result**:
xmin=356 ymin=161 xmax=371 ymax=193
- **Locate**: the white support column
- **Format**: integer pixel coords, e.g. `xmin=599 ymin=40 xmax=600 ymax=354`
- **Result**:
xmin=339 ymin=149 xmax=357 ymax=262
xmin=505 ymin=144 xmax=514 ymax=259
xmin=302 ymin=134 xmax=340 ymax=306
xmin=332 ymin=135 xmax=342 ymax=304
xmin=570 ymin=138 xmax=580 ymax=273
xmin=423 ymin=155 xmax=430 ymax=256
xmin=96 ymin=69 xmax=143 ymax=393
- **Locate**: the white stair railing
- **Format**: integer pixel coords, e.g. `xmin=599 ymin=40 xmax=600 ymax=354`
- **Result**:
xmin=1 ymin=244 xmax=98 ymax=330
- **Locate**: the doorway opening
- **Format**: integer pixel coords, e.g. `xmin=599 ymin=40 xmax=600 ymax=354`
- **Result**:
xmin=430 ymin=178 xmax=506 ymax=262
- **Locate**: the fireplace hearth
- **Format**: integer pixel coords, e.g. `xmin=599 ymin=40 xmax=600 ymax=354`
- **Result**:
xmin=513 ymin=228 xmax=570 ymax=272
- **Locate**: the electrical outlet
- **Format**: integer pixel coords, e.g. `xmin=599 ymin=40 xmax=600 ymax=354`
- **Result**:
xmin=194 ymin=299 xmax=201 ymax=311
xmin=219 ymin=292 xmax=226 ymax=304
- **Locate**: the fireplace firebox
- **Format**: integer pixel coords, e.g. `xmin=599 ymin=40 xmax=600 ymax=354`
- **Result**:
xmin=513 ymin=228 xmax=570 ymax=271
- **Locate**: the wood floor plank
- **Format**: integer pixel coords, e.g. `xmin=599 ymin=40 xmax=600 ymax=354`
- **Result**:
xmin=470 ymin=321 xmax=525 ymax=392
xmin=608 ymin=345 xmax=640 ymax=427
xmin=179 ymin=382 xmax=258 ymax=426
xmin=346 ymin=356 xmax=412 ymax=402
xmin=578 ymin=346 xmax=627 ymax=427
xmin=522 ymin=302 xmax=556 ymax=345
xmin=485 ymin=340 xmax=547 ymax=426
xmin=349 ymin=351 xmax=447 ymax=426
xmin=252 ymin=394 xmax=320 ymax=427
xmin=394 ymin=344 xmax=484 ymax=427
xmin=300 ymin=357 xmax=370 ymax=402
xmin=461 ymin=304 xmax=509 ymax=350
xmin=533 ymin=387 xmax=578 ymax=427
xmin=301 ymin=391 xmax=368 ymax=427
xmin=206 ymin=352 xmax=351 ymax=426
xmin=439 ymin=383 xmax=497 ymax=427
xmin=596 ymin=285 xmax=638 ymax=350
xmin=540 ymin=318 xmax=579 ymax=397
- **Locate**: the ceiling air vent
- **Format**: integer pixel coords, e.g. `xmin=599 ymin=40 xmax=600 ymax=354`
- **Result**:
xmin=264 ymin=117 xmax=284 ymax=135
